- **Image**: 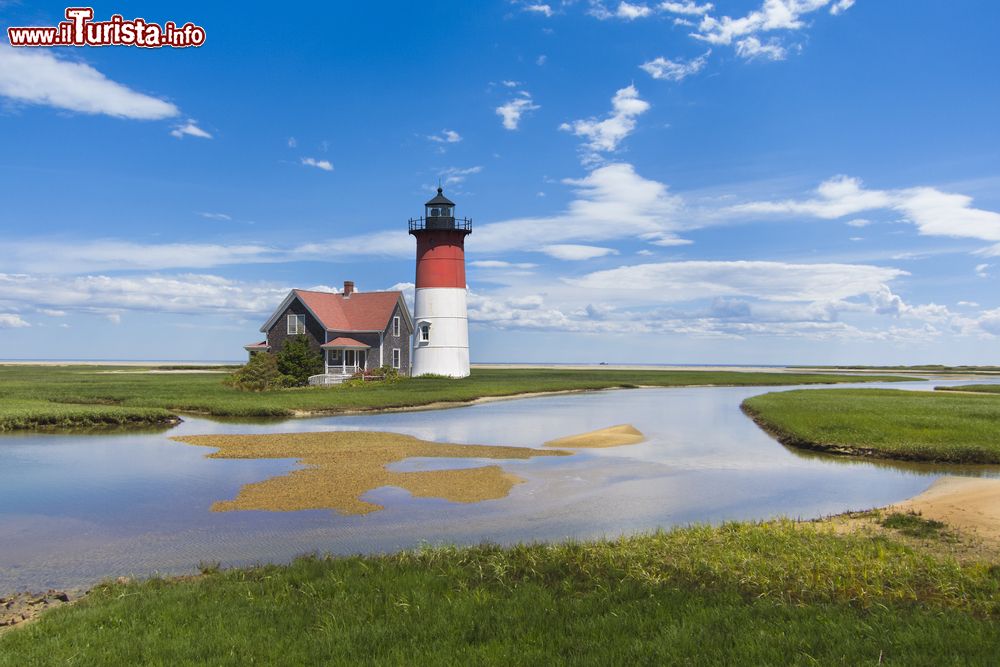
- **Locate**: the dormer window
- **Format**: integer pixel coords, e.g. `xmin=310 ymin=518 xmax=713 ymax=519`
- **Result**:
xmin=419 ymin=323 xmax=430 ymax=342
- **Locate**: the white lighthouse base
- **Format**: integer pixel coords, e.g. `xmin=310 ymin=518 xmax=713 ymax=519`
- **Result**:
xmin=412 ymin=287 xmax=470 ymax=378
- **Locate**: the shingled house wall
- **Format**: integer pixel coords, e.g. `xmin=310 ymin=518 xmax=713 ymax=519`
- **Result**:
xmin=265 ymin=298 xmax=326 ymax=356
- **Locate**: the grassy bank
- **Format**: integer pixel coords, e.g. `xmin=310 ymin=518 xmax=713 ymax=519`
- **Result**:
xmin=2 ymin=521 xmax=998 ymax=665
xmin=937 ymin=385 xmax=1000 ymax=395
xmin=742 ymin=388 xmax=1000 ymax=463
xmin=0 ymin=365 xmax=908 ymax=431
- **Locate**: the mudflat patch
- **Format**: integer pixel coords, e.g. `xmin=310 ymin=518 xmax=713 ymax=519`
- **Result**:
xmin=545 ymin=424 xmax=645 ymax=449
xmin=172 ymin=431 xmax=570 ymax=515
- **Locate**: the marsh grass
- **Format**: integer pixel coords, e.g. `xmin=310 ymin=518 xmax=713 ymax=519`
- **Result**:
xmin=0 ymin=365 xmax=909 ymax=431
xmin=938 ymin=384 xmax=1000 ymax=394
xmin=1 ymin=521 xmax=998 ymax=665
xmin=880 ymin=512 xmax=951 ymax=540
xmin=742 ymin=388 xmax=1000 ymax=463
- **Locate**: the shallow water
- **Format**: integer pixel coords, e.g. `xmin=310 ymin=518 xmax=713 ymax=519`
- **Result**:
xmin=2 ymin=379 xmax=998 ymax=592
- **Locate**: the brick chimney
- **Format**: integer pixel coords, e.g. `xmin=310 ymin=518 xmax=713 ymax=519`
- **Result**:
xmin=343 ymin=280 xmax=355 ymax=297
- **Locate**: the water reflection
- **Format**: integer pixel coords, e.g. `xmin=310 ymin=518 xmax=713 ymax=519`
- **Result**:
xmin=1 ymin=378 xmax=998 ymax=593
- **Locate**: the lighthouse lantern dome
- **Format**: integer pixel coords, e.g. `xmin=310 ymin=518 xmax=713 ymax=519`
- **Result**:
xmin=425 ymin=187 xmax=455 ymax=223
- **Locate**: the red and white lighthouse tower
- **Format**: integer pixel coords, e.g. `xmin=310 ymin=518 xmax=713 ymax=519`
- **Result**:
xmin=408 ymin=187 xmax=472 ymax=378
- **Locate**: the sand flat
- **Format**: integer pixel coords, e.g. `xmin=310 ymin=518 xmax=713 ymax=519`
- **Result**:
xmin=544 ymin=424 xmax=645 ymax=449
xmin=172 ymin=431 xmax=570 ymax=515
xmin=892 ymin=476 xmax=1000 ymax=543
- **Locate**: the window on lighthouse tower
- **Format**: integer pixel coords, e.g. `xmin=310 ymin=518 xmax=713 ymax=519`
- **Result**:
xmin=420 ymin=323 xmax=430 ymax=342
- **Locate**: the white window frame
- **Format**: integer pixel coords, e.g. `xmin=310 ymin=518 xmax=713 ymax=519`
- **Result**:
xmin=392 ymin=316 xmax=400 ymax=337
xmin=419 ymin=323 xmax=430 ymax=342
xmin=392 ymin=348 xmax=401 ymax=369
xmin=287 ymin=313 xmax=306 ymax=335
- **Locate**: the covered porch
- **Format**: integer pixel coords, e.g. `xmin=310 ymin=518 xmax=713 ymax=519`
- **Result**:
xmin=309 ymin=337 xmax=371 ymax=385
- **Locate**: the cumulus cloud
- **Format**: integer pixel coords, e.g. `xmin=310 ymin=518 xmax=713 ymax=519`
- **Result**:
xmin=0 ymin=313 xmax=30 ymax=328
xmin=616 ymin=2 xmax=653 ymax=19
xmin=829 ymin=0 xmax=855 ymax=15
xmin=523 ymin=3 xmax=554 ymax=17
xmin=640 ymin=50 xmax=711 ymax=81
xmin=659 ymin=1 xmax=714 ymax=15
xmin=301 ymin=157 xmax=334 ymax=171
xmin=0 ymin=45 xmax=179 ymax=120
xmin=471 ymin=162 xmax=686 ymax=254
xmin=560 ymin=85 xmax=650 ymax=161
xmin=541 ymin=244 xmax=619 ymax=260
xmin=496 ymin=91 xmax=540 ymax=130
xmin=734 ymin=36 xmax=787 ymax=60
xmin=732 ymin=175 xmax=1000 ymax=250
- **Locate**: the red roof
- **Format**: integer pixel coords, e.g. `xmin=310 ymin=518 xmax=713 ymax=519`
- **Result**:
xmin=321 ymin=337 xmax=370 ymax=349
xmin=294 ymin=289 xmax=402 ymax=332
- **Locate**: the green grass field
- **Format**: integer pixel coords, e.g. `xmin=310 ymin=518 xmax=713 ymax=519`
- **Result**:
xmin=2 ymin=521 xmax=998 ymax=665
xmin=0 ymin=365 xmax=909 ymax=431
xmin=742 ymin=388 xmax=1000 ymax=463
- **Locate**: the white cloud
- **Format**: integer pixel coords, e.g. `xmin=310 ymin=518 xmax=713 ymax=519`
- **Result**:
xmin=692 ymin=0 xmax=834 ymax=46
xmin=734 ymin=36 xmax=787 ymax=60
xmin=501 ymin=80 xmax=521 ymax=88
xmin=1 ymin=240 xmax=279 ymax=274
xmin=170 ymin=120 xmax=212 ymax=139
xmin=0 ymin=45 xmax=179 ymax=120
xmin=40 ymin=309 xmax=67 ymax=317
xmin=640 ymin=50 xmax=711 ymax=81
xmin=198 ymin=212 xmax=233 ymax=222
xmin=439 ymin=166 xmax=483 ymax=186
xmin=732 ymin=175 xmax=1000 ymax=250
xmin=541 ymin=244 xmax=619 ymax=260
xmin=524 ymin=3 xmax=554 ymax=17
xmin=287 ymin=137 xmax=297 ymax=148
xmin=617 ymin=2 xmax=653 ymax=19
xmin=569 ymin=260 xmax=906 ymax=303
xmin=846 ymin=218 xmax=871 ymax=227
xmin=496 ymin=91 xmax=540 ymax=130
xmin=659 ymin=1 xmax=714 ymax=15
xmin=0 ymin=273 xmax=289 ymax=317
xmin=428 ymin=129 xmax=462 ymax=143
xmin=975 ymin=263 xmax=991 ymax=278
xmin=537 ymin=54 xmax=548 ymax=65
xmin=559 ymin=85 xmax=650 ymax=160
xmin=829 ymin=0 xmax=855 ymax=15
xmin=471 ymin=162 xmax=685 ymax=253
xmin=301 ymin=157 xmax=334 ymax=172
xmin=0 ymin=313 xmax=30 ymax=329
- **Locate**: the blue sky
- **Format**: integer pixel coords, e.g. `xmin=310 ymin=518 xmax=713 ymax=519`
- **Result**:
xmin=1 ymin=0 xmax=999 ymax=363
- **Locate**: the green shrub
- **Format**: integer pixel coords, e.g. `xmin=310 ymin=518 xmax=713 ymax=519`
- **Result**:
xmin=225 ymin=353 xmax=296 ymax=391
xmin=276 ymin=336 xmax=324 ymax=386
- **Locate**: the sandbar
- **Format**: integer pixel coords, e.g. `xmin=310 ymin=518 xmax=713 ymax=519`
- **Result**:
xmin=172 ymin=431 xmax=570 ymax=515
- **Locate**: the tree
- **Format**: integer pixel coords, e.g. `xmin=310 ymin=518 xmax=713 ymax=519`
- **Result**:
xmin=225 ymin=353 xmax=295 ymax=391
xmin=276 ymin=335 xmax=324 ymax=386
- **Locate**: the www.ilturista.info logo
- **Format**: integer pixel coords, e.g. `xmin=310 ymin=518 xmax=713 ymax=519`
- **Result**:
xmin=7 ymin=7 xmax=206 ymax=48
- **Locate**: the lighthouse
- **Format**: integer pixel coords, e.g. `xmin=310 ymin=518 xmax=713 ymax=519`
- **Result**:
xmin=408 ymin=187 xmax=472 ymax=377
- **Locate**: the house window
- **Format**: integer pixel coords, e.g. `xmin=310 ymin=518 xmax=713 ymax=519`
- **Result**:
xmin=392 ymin=348 xmax=401 ymax=369
xmin=419 ymin=323 xmax=430 ymax=342
xmin=392 ymin=316 xmax=400 ymax=337
xmin=286 ymin=313 xmax=306 ymax=335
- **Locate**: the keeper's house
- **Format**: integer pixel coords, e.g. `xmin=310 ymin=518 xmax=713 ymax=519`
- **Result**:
xmin=245 ymin=280 xmax=413 ymax=383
